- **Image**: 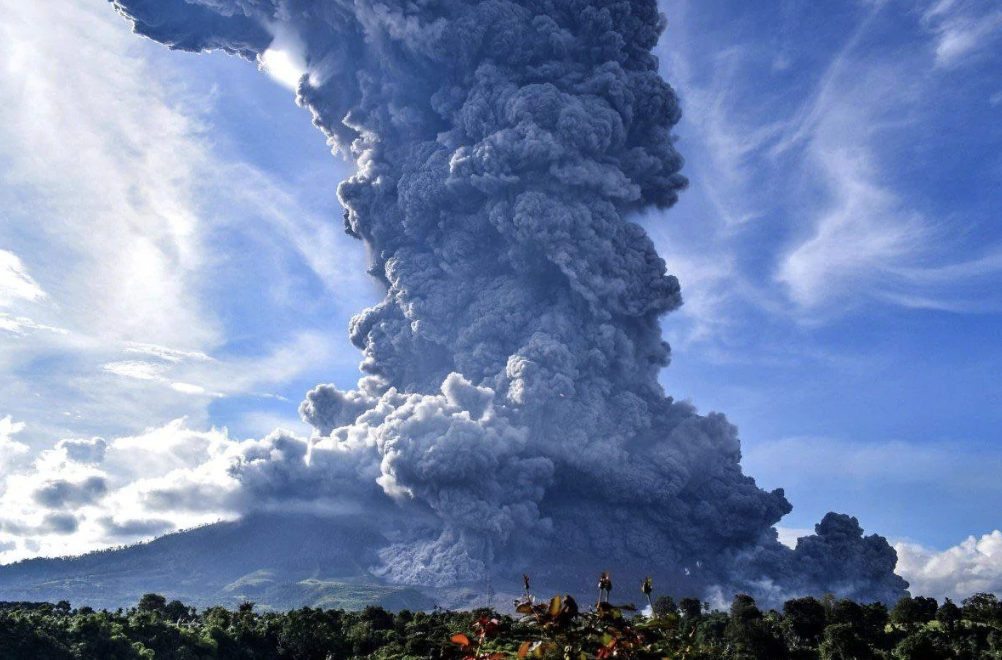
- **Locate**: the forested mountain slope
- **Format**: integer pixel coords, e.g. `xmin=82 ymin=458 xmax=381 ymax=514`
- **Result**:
xmin=0 ymin=514 xmax=437 ymax=611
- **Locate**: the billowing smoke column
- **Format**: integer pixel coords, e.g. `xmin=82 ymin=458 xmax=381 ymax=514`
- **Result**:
xmin=111 ymin=0 xmax=907 ymax=604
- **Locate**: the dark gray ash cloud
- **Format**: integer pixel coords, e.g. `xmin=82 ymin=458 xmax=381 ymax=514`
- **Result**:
xmin=109 ymin=0 xmax=908 ymax=604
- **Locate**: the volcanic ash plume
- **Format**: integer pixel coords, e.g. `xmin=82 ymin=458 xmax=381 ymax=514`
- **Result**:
xmin=111 ymin=0 xmax=908 ymax=604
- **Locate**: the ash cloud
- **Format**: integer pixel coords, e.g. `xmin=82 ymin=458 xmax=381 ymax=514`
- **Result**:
xmin=109 ymin=0 xmax=908 ymax=604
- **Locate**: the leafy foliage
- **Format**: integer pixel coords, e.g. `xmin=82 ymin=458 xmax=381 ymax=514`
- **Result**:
xmin=1 ymin=578 xmax=1001 ymax=659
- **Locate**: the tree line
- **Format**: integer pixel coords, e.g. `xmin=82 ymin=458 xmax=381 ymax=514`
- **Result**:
xmin=1 ymin=583 xmax=1001 ymax=659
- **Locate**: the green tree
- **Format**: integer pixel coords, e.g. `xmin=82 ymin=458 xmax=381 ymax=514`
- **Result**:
xmin=936 ymin=599 xmax=961 ymax=633
xmin=0 ymin=613 xmax=74 ymax=660
xmin=962 ymin=593 xmax=1002 ymax=626
xmin=860 ymin=602 xmax=889 ymax=635
xmin=784 ymin=596 xmax=827 ymax=649
xmin=136 ymin=594 xmax=167 ymax=617
xmin=893 ymin=629 xmax=952 ymax=660
xmin=731 ymin=594 xmax=763 ymax=624
xmin=914 ymin=597 xmax=939 ymax=623
xmin=679 ymin=597 xmax=703 ymax=621
xmin=725 ymin=594 xmax=788 ymax=659
xmin=164 ymin=599 xmax=191 ymax=622
xmin=830 ymin=599 xmax=865 ymax=629
xmin=819 ymin=623 xmax=873 ymax=660
xmin=892 ymin=596 xmax=936 ymax=628
xmin=653 ymin=595 xmax=677 ymax=618
xmin=361 ymin=604 xmax=395 ymax=631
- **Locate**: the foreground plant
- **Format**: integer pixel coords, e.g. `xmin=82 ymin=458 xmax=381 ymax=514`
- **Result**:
xmin=451 ymin=615 xmax=509 ymax=660
xmin=450 ymin=573 xmax=708 ymax=660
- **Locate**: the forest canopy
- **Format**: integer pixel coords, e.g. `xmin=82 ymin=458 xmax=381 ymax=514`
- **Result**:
xmin=2 ymin=582 xmax=1001 ymax=660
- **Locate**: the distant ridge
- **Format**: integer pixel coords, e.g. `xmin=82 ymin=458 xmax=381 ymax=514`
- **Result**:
xmin=0 ymin=514 xmax=440 ymax=611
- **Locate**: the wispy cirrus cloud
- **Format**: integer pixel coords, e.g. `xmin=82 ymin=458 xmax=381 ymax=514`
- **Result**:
xmin=0 ymin=0 xmax=373 ymax=447
xmin=654 ymin=0 xmax=1002 ymax=338
xmin=922 ymin=0 xmax=1002 ymax=68
xmin=123 ymin=343 xmax=214 ymax=364
xmin=773 ymin=80 xmax=931 ymax=312
xmin=0 ymin=0 xmax=218 ymax=350
xmin=0 ymin=250 xmax=46 ymax=308
xmin=0 ymin=0 xmax=224 ymax=442
xmin=0 ymin=249 xmax=66 ymax=337
xmin=99 ymin=331 xmax=347 ymax=401
xmin=763 ymin=2 xmax=1002 ymax=317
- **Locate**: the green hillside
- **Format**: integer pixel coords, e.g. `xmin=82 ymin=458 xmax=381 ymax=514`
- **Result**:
xmin=0 ymin=514 xmax=435 ymax=612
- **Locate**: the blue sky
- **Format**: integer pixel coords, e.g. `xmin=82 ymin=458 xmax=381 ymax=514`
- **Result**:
xmin=0 ymin=0 xmax=999 ymax=598
xmin=651 ymin=0 xmax=1002 ymax=551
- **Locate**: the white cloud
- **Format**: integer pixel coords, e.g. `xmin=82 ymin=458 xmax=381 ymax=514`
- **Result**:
xmin=0 ymin=0 xmax=373 ymax=447
xmin=0 ymin=416 xmax=30 ymax=481
xmin=922 ymin=0 xmax=1002 ymax=68
xmin=0 ymin=250 xmax=46 ymax=308
xmin=776 ymin=142 xmax=928 ymax=310
xmin=0 ymin=416 xmax=361 ymax=564
xmin=124 ymin=343 xmax=214 ymax=364
xmin=655 ymin=0 xmax=1002 ymax=330
xmin=766 ymin=12 xmax=938 ymax=315
xmin=648 ymin=10 xmax=786 ymax=348
xmin=105 ymin=418 xmax=232 ymax=474
xmin=0 ymin=418 xmax=241 ymax=562
xmin=878 ymin=249 xmax=1002 ymax=312
xmin=897 ymin=531 xmax=1002 ymax=600
xmin=0 ymin=250 xmax=61 ymax=337
xmin=0 ymin=314 xmax=68 ymax=337
xmin=668 ymin=47 xmax=785 ymax=230
xmin=0 ymin=0 xmax=226 ymax=440
xmin=0 ymin=0 xmax=219 ymax=350
xmin=237 ymin=410 xmax=313 ymax=438
xmin=171 ymin=382 xmax=209 ymax=395
xmin=770 ymin=21 xmax=1002 ymax=316
xmin=776 ymin=526 xmax=814 ymax=549
xmin=98 ymin=331 xmax=345 ymax=401
xmin=258 ymin=24 xmax=307 ymax=90
xmin=102 ymin=361 xmax=169 ymax=381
